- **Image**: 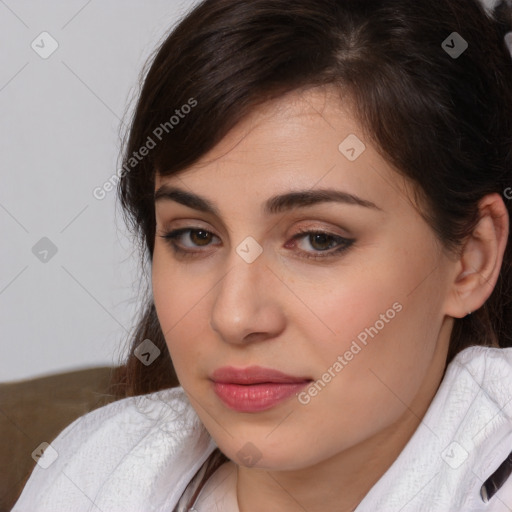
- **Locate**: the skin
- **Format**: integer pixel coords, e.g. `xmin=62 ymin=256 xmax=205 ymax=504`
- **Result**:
xmin=151 ymin=86 xmax=509 ymax=512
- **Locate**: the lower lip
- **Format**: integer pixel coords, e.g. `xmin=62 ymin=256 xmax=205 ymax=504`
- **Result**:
xmin=212 ymin=381 xmax=310 ymax=412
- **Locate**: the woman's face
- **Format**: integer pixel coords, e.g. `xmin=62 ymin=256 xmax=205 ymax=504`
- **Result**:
xmin=152 ymin=86 xmax=456 ymax=471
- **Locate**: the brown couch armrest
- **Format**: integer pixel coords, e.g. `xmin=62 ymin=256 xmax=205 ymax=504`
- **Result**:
xmin=0 ymin=366 xmax=121 ymax=511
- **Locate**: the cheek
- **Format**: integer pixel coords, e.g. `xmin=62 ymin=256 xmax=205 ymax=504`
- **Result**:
xmin=296 ymin=253 xmax=439 ymax=418
xmin=151 ymin=251 xmax=212 ymax=372
xmin=293 ymin=310 xmax=427 ymax=450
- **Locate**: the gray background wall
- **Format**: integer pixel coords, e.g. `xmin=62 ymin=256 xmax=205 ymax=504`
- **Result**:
xmin=0 ymin=0 xmax=199 ymax=382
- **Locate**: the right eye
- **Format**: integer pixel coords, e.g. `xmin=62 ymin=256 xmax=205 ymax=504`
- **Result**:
xmin=159 ymin=227 xmax=221 ymax=257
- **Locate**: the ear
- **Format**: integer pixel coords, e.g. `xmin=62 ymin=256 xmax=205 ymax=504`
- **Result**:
xmin=444 ymin=193 xmax=509 ymax=319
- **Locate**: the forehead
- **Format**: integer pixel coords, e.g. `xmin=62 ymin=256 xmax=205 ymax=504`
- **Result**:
xmin=154 ymin=86 xmax=418 ymax=217
xmin=154 ymin=87 xmax=354 ymax=179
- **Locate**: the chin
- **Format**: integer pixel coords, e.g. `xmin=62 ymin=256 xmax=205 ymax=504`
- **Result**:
xmin=215 ymin=437 xmax=317 ymax=471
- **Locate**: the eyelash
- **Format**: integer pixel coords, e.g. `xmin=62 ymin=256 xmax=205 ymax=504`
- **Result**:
xmin=158 ymin=227 xmax=355 ymax=261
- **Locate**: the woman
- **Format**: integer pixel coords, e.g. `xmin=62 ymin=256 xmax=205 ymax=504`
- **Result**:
xmin=12 ymin=0 xmax=512 ymax=510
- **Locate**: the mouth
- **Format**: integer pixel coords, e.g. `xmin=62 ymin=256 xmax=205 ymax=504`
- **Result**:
xmin=210 ymin=365 xmax=313 ymax=412
xmin=210 ymin=365 xmax=313 ymax=385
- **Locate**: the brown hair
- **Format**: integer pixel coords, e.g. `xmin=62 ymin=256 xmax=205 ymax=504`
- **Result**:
xmin=109 ymin=0 xmax=512 ymax=507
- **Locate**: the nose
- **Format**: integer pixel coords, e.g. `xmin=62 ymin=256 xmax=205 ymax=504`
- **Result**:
xmin=209 ymin=248 xmax=286 ymax=346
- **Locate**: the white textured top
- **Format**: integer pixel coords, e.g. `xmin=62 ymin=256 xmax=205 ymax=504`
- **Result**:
xmin=12 ymin=345 xmax=512 ymax=511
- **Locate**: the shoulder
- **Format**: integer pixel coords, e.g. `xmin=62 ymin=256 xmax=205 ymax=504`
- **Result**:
xmin=445 ymin=346 xmax=512 ymax=450
xmin=448 ymin=345 xmax=512 ymax=392
xmin=35 ymin=385 xmax=199 ymax=465
xmin=440 ymin=345 xmax=512 ymax=426
xmin=448 ymin=346 xmax=512 ymax=511
xmin=452 ymin=344 xmax=512 ymax=366
xmin=12 ymin=386 xmax=217 ymax=512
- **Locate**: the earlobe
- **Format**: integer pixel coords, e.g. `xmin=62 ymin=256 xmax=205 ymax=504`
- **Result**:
xmin=445 ymin=193 xmax=509 ymax=319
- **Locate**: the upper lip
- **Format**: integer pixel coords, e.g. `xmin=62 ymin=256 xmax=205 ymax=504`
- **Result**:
xmin=210 ymin=365 xmax=312 ymax=384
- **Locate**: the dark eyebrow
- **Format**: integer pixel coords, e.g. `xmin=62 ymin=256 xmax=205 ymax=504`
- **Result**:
xmin=154 ymin=184 xmax=381 ymax=216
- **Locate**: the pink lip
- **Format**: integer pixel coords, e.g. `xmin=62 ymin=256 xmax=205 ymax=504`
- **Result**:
xmin=210 ymin=366 xmax=312 ymax=412
xmin=211 ymin=365 xmax=311 ymax=384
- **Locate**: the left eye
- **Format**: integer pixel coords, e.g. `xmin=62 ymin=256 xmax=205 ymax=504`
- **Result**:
xmin=163 ymin=228 xmax=217 ymax=248
xmin=158 ymin=228 xmax=355 ymax=260
xmin=286 ymin=230 xmax=355 ymax=259
xmin=291 ymin=231 xmax=343 ymax=252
